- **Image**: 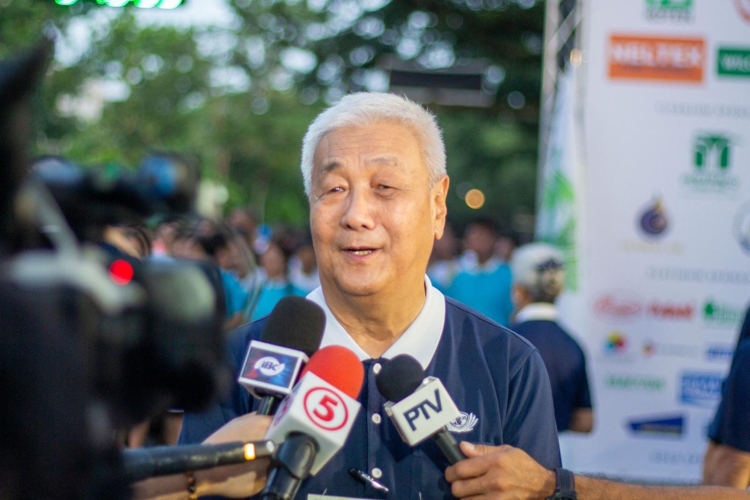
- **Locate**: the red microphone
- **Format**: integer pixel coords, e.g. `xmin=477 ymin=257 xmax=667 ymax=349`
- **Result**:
xmin=262 ymin=346 xmax=364 ymax=499
xmin=299 ymin=345 xmax=364 ymax=400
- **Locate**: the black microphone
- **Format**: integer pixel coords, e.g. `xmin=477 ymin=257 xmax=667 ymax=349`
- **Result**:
xmin=121 ymin=440 xmax=276 ymax=482
xmin=376 ymin=354 xmax=467 ymax=465
xmin=238 ymin=296 xmax=325 ymax=415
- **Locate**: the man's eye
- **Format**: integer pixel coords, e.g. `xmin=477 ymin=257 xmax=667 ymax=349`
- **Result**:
xmin=329 ymin=186 xmax=344 ymax=193
xmin=377 ymin=184 xmax=393 ymax=190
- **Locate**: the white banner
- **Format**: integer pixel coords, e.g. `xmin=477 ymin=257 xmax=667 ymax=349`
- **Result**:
xmin=554 ymin=0 xmax=750 ymax=482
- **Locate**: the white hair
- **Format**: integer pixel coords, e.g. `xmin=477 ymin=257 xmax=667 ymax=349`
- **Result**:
xmin=511 ymin=243 xmax=566 ymax=302
xmin=300 ymin=92 xmax=447 ymax=197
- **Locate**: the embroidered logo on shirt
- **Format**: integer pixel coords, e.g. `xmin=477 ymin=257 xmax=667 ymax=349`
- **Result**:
xmin=447 ymin=412 xmax=478 ymax=433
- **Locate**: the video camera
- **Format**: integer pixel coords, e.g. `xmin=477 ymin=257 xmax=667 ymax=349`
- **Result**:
xmin=0 ymin=42 xmax=229 ymax=499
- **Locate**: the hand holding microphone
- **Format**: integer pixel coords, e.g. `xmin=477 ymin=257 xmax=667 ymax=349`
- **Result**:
xmin=376 ymin=354 xmax=467 ymax=464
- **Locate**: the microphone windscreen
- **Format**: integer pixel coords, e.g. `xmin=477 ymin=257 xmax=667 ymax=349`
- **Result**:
xmin=260 ymin=296 xmax=325 ymax=358
xmin=300 ymin=345 xmax=364 ymax=399
xmin=375 ymin=354 xmax=425 ymax=402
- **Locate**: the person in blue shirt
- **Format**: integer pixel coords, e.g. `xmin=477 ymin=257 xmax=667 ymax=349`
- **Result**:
xmin=510 ymin=243 xmax=593 ymax=434
xmin=251 ymin=240 xmax=306 ymax=320
xmin=175 ymin=92 xmax=560 ymax=499
xmin=445 ymin=219 xmax=513 ymax=325
xmin=703 ymin=305 xmax=750 ymax=489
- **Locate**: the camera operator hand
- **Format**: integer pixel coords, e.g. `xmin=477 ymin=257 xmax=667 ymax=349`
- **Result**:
xmin=132 ymin=413 xmax=272 ymax=500
xmin=445 ymin=442 xmax=750 ymax=500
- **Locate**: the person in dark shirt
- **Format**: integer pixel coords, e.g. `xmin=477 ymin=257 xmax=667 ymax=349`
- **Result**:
xmin=703 ymin=305 xmax=750 ymax=489
xmin=510 ymin=243 xmax=593 ymax=433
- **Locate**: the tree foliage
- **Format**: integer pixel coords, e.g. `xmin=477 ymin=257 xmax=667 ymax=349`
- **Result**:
xmin=3 ymin=0 xmax=545 ymax=232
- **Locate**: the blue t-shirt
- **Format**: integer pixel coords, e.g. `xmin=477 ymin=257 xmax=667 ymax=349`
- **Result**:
xmin=445 ymin=262 xmax=513 ymax=326
xmin=179 ymin=298 xmax=561 ymax=499
xmin=708 ymin=340 xmax=750 ymax=453
xmin=221 ymin=270 xmax=249 ymax=318
xmin=511 ymin=319 xmax=592 ymax=432
xmin=250 ymin=280 xmax=306 ymax=321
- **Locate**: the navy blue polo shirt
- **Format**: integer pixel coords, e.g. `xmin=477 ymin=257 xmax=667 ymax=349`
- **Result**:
xmin=511 ymin=304 xmax=592 ymax=432
xmin=708 ymin=340 xmax=750 ymax=453
xmin=180 ymin=286 xmax=561 ymax=499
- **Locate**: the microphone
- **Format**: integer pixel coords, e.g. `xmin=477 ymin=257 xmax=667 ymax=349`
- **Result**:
xmin=376 ymin=354 xmax=466 ymax=464
xmin=261 ymin=345 xmax=364 ymax=499
xmin=238 ymin=296 xmax=325 ymax=415
xmin=121 ymin=440 xmax=276 ymax=482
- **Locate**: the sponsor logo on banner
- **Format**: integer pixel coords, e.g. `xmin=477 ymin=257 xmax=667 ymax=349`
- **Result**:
xmin=717 ymin=48 xmax=750 ymax=78
xmin=603 ymin=331 xmax=629 ymax=355
xmin=705 ymin=344 xmax=734 ymax=362
xmin=608 ymin=35 xmax=704 ymax=83
xmin=638 ymin=197 xmax=669 ymax=237
xmin=627 ymin=414 xmax=685 ymax=437
xmin=648 ymin=301 xmax=695 ymax=320
xmin=703 ymin=298 xmax=745 ymax=328
xmin=606 ymin=373 xmax=666 ymax=391
xmin=680 ymin=133 xmax=740 ymax=195
xmin=679 ymin=372 xmax=723 ymax=407
xmin=620 ymin=197 xmax=684 ymax=254
xmin=734 ymin=201 xmax=750 ymax=256
xmin=655 ymin=101 xmax=750 ymax=119
xmin=593 ymin=291 xmax=643 ymax=321
xmin=643 ymin=341 xmax=699 ymax=359
xmin=645 ymin=0 xmax=693 ymax=23
xmin=736 ymin=0 xmax=750 ymax=23
xmin=649 ymin=450 xmax=703 ymax=465
xmin=647 ymin=266 xmax=750 ymax=285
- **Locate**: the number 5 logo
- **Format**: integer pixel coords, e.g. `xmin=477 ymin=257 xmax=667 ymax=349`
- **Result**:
xmin=304 ymin=387 xmax=349 ymax=431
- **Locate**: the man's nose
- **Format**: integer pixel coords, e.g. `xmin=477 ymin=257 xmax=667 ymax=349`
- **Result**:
xmin=341 ymin=188 xmax=375 ymax=230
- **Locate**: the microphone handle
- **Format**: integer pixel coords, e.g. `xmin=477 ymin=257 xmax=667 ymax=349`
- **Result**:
xmin=433 ymin=428 xmax=467 ymax=465
xmin=261 ymin=433 xmax=318 ymax=500
xmin=122 ymin=440 xmax=275 ymax=483
xmin=257 ymin=394 xmax=280 ymax=415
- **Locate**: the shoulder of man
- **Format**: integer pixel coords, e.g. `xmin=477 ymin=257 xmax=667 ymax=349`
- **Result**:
xmin=444 ymin=297 xmax=538 ymax=373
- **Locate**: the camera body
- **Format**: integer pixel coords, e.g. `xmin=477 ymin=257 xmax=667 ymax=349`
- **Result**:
xmin=0 ymin=42 xmax=229 ymax=499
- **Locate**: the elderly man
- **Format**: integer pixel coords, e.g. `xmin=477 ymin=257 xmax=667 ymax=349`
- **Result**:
xmin=178 ymin=92 xmax=560 ymax=498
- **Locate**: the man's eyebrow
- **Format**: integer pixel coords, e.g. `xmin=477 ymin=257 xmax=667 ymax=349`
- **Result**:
xmin=318 ymin=161 xmax=342 ymax=175
xmin=365 ymin=155 xmax=401 ymax=167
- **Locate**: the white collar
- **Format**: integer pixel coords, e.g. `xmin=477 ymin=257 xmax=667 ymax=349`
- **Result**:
xmin=306 ymin=275 xmax=446 ymax=369
xmin=515 ymin=303 xmax=557 ymax=323
xmin=462 ymin=254 xmax=504 ymax=273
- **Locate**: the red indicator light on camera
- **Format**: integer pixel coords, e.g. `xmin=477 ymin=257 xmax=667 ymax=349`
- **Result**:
xmin=109 ymin=259 xmax=134 ymax=285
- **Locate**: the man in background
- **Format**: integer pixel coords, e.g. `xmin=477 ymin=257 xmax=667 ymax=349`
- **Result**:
xmin=510 ymin=243 xmax=593 ymax=433
xmin=446 ymin=219 xmax=513 ymax=325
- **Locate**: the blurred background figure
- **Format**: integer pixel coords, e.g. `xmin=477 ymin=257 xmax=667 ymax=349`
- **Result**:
xmin=427 ymin=222 xmax=460 ymax=293
xmin=495 ymin=232 xmax=518 ymax=263
xmin=252 ymin=239 xmax=305 ymax=320
xmin=228 ymin=208 xmax=259 ymax=255
xmin=445 ymin=219 xmax=513 ymax=326
xmin=511 ymin=242 xmax=593 ymax=434
xmin=288 ymin=235 xmax=319 ymax=294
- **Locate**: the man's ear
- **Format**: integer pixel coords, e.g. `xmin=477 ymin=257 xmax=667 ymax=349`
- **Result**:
xmin=432 ymin=175 xmax=450 ymax=240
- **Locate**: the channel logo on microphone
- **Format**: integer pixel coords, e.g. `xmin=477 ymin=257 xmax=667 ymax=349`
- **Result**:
xmin=239 ymin=340 xmax=309 ymax=397
xmin=385 ymin=377 xmax=461 ymax=446
xmin=266 ymin=371 xmax=360 ymax=475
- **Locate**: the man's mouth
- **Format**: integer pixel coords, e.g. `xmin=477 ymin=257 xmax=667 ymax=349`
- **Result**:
xmin=344 ymin=247 xmax=377 ymax=256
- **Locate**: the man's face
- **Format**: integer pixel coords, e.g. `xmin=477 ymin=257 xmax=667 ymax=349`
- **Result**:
xmin=309 ymin=121 xmax=449 ymax=299
xmin=464 ymin=224 xmax=496 ymax=259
